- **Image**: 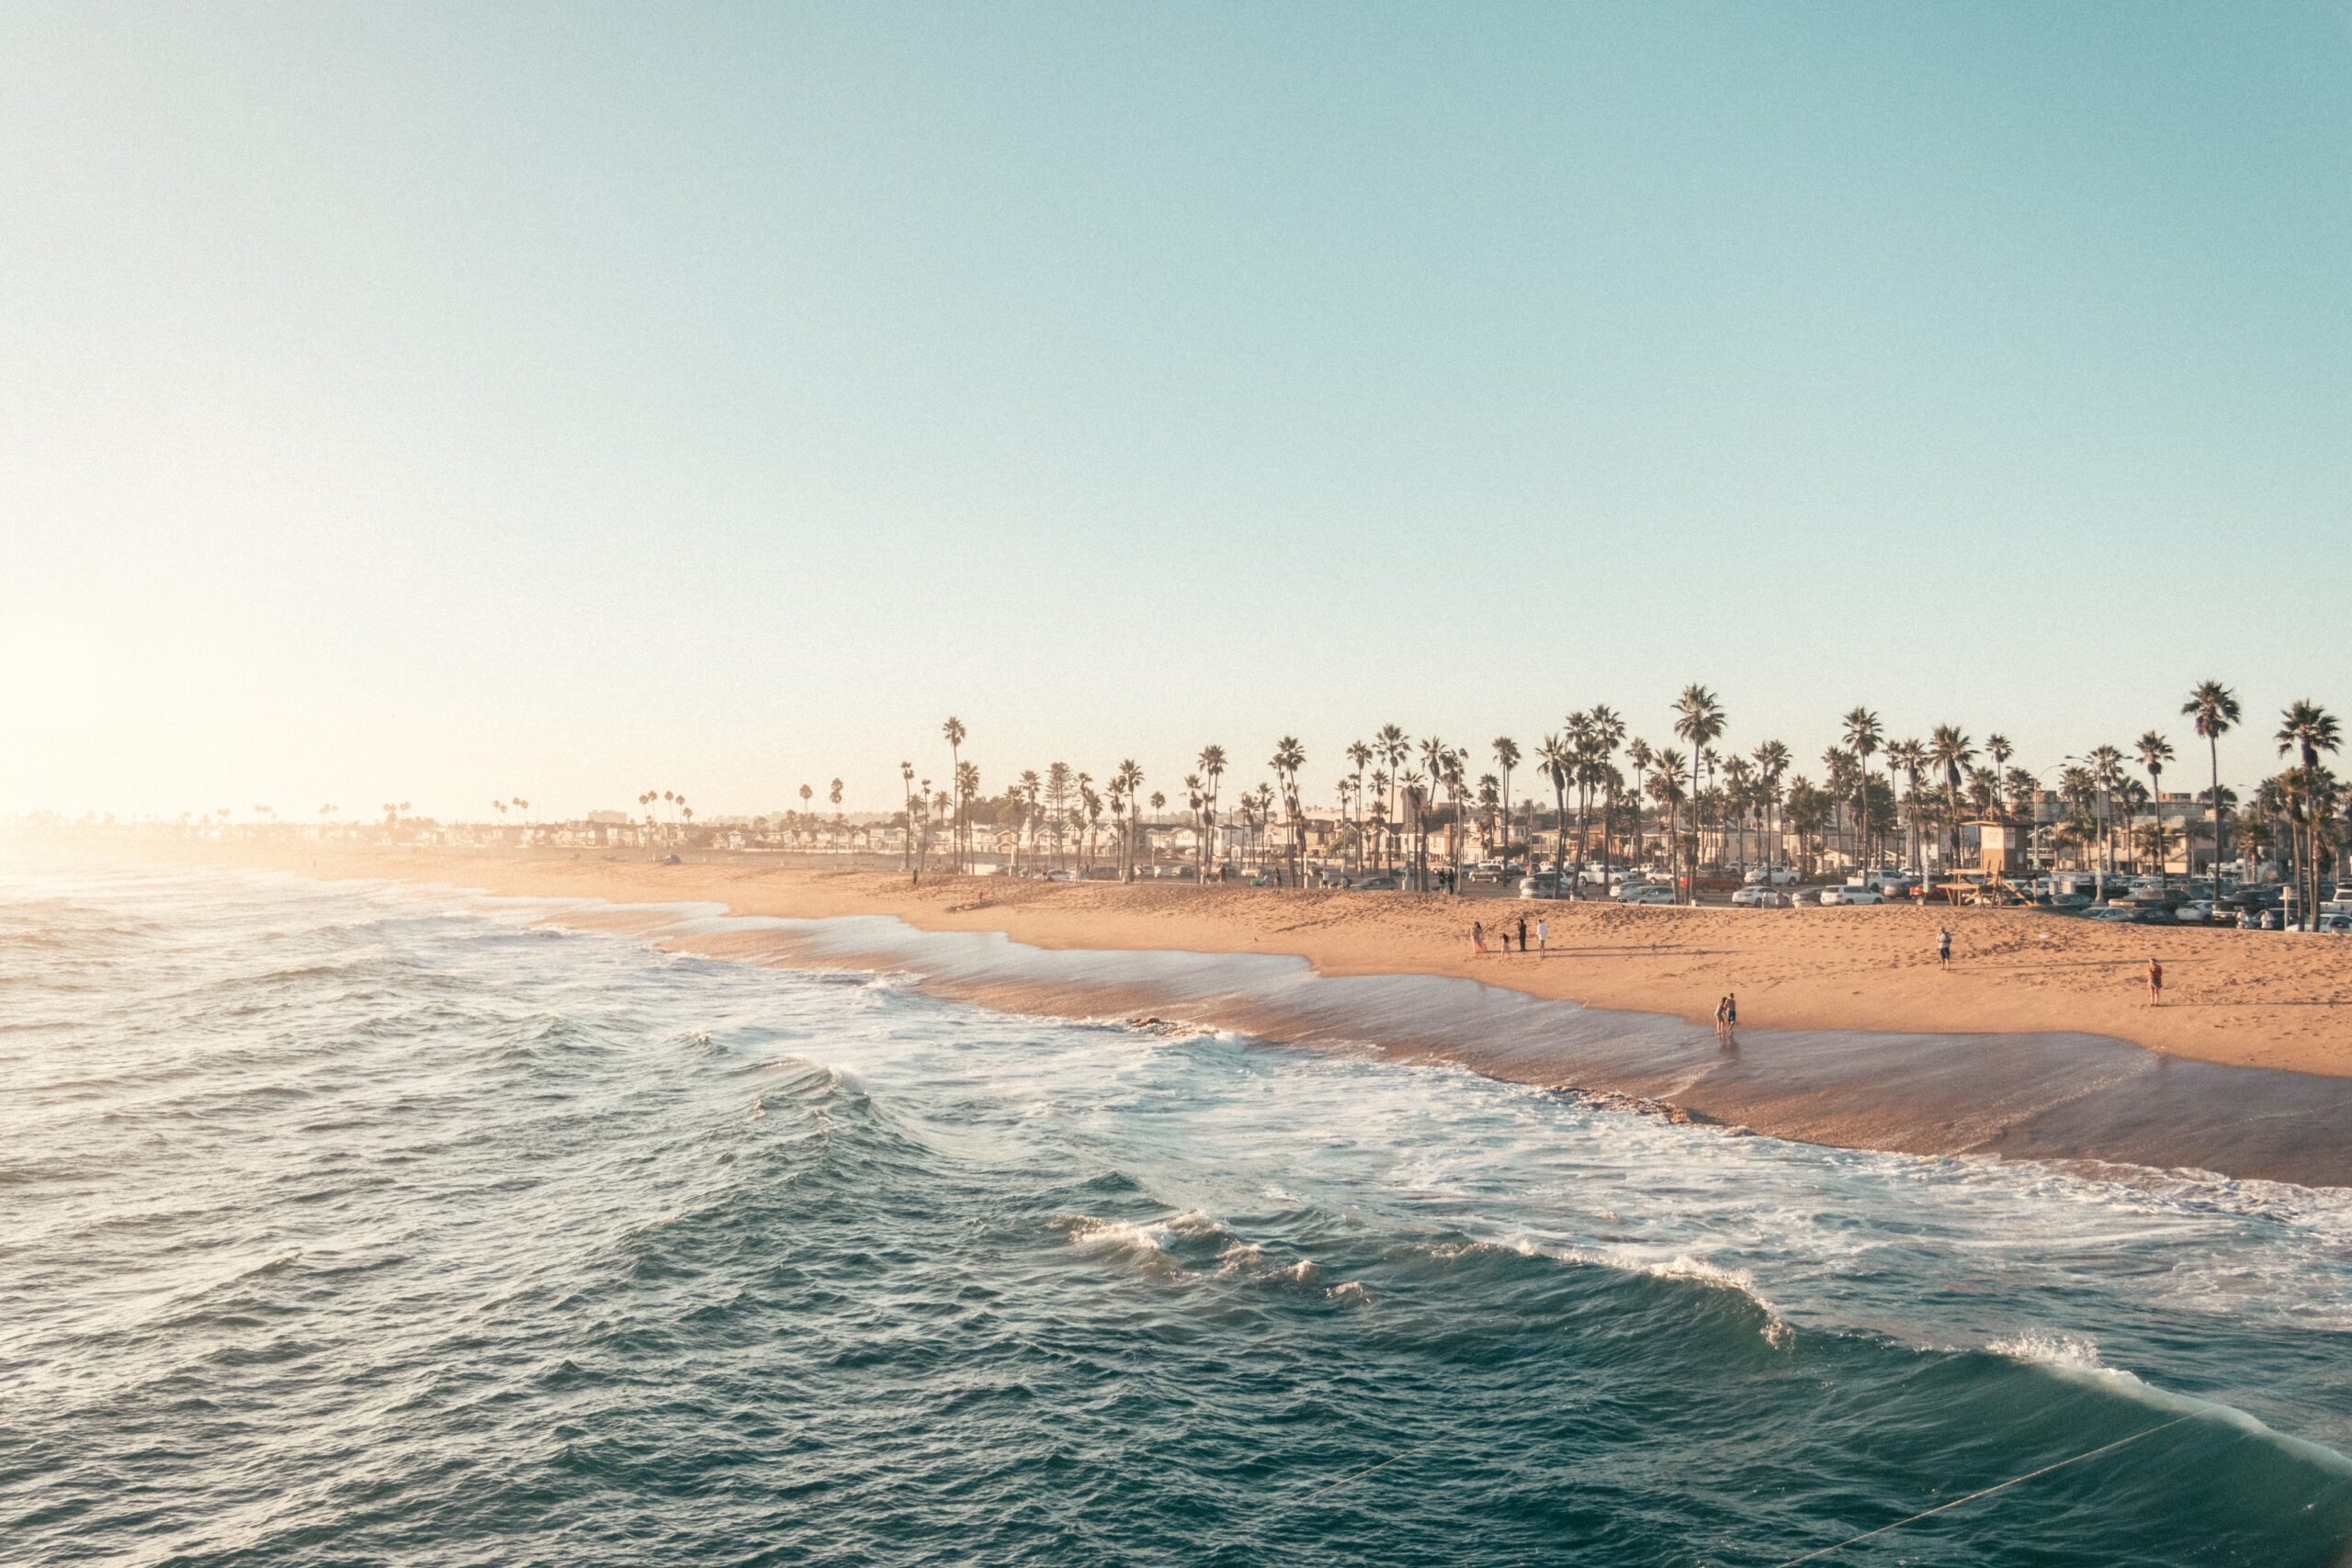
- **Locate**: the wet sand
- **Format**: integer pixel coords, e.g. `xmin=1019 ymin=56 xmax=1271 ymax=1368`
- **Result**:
xmin=54 ymin=838 xmax=2352 ymax=1186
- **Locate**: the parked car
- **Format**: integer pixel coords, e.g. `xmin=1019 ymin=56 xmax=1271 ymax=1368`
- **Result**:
xmin=1817 ymin=885 xmax=1885 ymax=907
xmin=1517 ymin=875 xmax=1563 ymax=899
xmin=1744 ymin=865 xmax=1800 ymax=886
xmin=1354 ymin=874 xmax=1400 ymax=891
xmin=2084 ymin=904 xmax=2141 ymax=923
xmin=1617 ymin=883 xmax=1675 ymax=905
xmin=1465 ymin=861 xmax=1510 ymax=885
xmin=2174 ymin=901 xmax=2213 ymax=924
xmin=1729 ymin=885 xmax=1788 ymax=908
xmin=1863 ymin=870 xmax=1917 ymax=897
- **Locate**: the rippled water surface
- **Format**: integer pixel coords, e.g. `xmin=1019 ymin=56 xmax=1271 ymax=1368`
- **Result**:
xmin=5 ymin=860 xmax=2351 ymax=1566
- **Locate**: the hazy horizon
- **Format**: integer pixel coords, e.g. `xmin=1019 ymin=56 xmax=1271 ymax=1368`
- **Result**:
xmin=6 ymin=2 xmax=2347 ymax=821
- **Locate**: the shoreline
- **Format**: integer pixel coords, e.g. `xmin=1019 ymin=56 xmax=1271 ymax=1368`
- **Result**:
xmin=29 ymin=837 xmax=2352 ymax=1189
xmin=62 ymin=837 xmax=2352 ymax=1073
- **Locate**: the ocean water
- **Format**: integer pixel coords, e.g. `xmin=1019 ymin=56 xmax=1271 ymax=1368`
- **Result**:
xmin=5 ymin=862 xmax=2351 ymax=1567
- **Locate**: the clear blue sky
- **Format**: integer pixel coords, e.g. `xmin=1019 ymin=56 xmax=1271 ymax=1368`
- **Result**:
xmin=5 ymin=2 xmax=2346 ymax=818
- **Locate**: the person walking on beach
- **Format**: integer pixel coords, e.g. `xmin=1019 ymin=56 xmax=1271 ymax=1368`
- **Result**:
xmin=1472 ymin=920 xmax=1487 ymax=955
xmin=2146 ymin=956 xmax=2164 ymax=1006
xmin=1516 ymin=915 xmax=1528 ymax=954
xmin=1937 ymin=927 xmax=1952 ymax=969
xmin=1713 ymin=994 xmax=1737 ymax=1046
xmin=1536 ymin=918 xmax=1548 ymax=960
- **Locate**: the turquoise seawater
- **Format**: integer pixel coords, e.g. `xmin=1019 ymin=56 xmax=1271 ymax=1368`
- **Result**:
xmin=5 ymin=862 xmax=2350 ymax=1566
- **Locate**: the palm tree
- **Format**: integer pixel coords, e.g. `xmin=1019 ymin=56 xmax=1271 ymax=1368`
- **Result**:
xmin=1722 ymin=754 xmax=1755 ymax=868
xmin=2275 ymin=701 xmax=2342 ymax=928
xmin=1752 ymin=739 xmax=1791 ymax=871
xmin=1885 ymin=739 xmax=1927 ymax=873
xmin=1587 ymin=705 xmax=1625 ymax=866
xmin=1928 ymin=726 xmax=1975 ymax=874
xmin=1625 ymin=739 xmax=1654 ymax=865
xmin=1271 ymin=737 xmax=1306 ymax=885
xmin=1442 ymin=746 xmax=1471 ymax=890
xmin=1491 ymin=737 xmax=1520 ymax=864
xmin=1671 ymin=687 xmax=1724 ymax=901
xmin=1374 ymin=725 xmax=1410 ymax=864
xmin=1196 ymin=745 xmax=1227 ymax=880
xmin=1841 ymin=706 xmax=1883 ymax=870
xmin=955 ymin=761 xmax=979 ymax=864
xmin=2182 ymin=680 xmax=2240 ymax=886
xmin=941 ymin=717 xmax=967 ymax=869
xmin=1347 ymin=740 xmax=1374 ymax=873
xmin=899 ymin=762 xmax=916 ymax=869
xmin=1114 ymin=759 xmax=1145 ymax=880
xmin=2087 ymin=744 xmax=2126 ymax=886
xmin=1535 ymin=733 xmax=1573 ymax=890
xmin=1649 ymin=749 xmax=1690 ymax=893
xmin=2134 ymin=732 xmax=2175 ymax=888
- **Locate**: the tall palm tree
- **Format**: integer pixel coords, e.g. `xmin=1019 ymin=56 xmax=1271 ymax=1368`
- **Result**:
xmin=2087 ymin=744 xmax=2126 ymax=886
xmin=1196 ymin=745 xmax=1227 ymax=880
xmin=1841 ymin=707 xmax=1883 ymax=870
xmin=1587 ymin=705 xmax=1625 ymax=867
xmin=941 ymin=718 xmax=967 ymax=868
xmin=1374 ymin=725 xmax=1409 ymax=850
xmin=1671 ymin=686 xmax=1724 ymax=901
xmin=1347 ymin=740 xmax=1374 ymax=873
xmin=1114 ymin=759 xmax=1145 ymax=880
xmin=1928 ymin=726 xmax=1975 ymax=874
xmin=1722 ymin=754 xmax=1755 ymax=867
xmin=2275 ymin=701 xmax=2343 ymax=928
xmin=2182 ymin=680 xmax=2240 ymax=886
xmin=2134 ymin=732 xmax=2175 ymax=888
xmin=955 ymin=761 xmax=979 ymax=865
xmin=1883 ymin=739 xmax=1925 ymax=873
xmin=1271 ymin=737 xmax=1306 ymax=884
xmin=1649 ymin=749 xmax=1690 ymax=893
xmin=1752 ymin=739 xmax=1791 ymax=870
xmin=1625 ymin=739 xmax=1654 ymax=865
xmin=1491 ymin=737 xmax=1520 ymax=863
xmin=1420 ymin=751 xmax=1458 ymax=893
xmin=1564 ymin=711 xmax=1594 ymax=885
xmin=1535 ymin=733 xmax=1573 ymax=890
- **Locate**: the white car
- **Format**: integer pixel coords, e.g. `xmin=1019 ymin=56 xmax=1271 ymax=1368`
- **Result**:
xmin=1729 ymin=886 xmax=1787 ymax=908
xmin=1817 ymin=885 xmax=1884 ymax=907
xmin=2174 ymin=901 xmax=2213 ymax=924
xmin=1744 ymin=866 xmax=1799 ymax=886
xmin=1517 ymin=876 xmax=1562 ymax=900
xmin=1617 ymin=884 xmax=1674 ymax=905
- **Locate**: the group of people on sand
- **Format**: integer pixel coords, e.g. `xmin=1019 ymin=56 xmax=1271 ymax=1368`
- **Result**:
xmin=1936 ymin=924 xmax=2166 ymax=1005
xmin=1469 ymin=916 xmax=1548 ymax=959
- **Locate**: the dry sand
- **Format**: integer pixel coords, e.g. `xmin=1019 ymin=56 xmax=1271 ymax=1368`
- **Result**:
xmin=85 ymin=838 xmax=2352 ymax=1077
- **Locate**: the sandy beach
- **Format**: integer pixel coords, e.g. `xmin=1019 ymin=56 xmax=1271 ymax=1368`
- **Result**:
xmin=85 ymin=838 xmax=2352 ymax=1077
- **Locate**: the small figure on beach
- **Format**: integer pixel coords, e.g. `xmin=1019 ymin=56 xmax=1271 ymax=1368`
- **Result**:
xmin=2147 ymin=957 xmax=2164 ymax=1006
xmin=1937 ymin=927 xmax=1952 ymax=969
xmin=1713 ymin=993 xmax=1737 ymax=1046
xmin=1536 ymin=919 xmax=1548 ymax=960
xmin=1516 ymin=916 xmax=1528 ymax=953
xmin=1472 ymin=920 xmax=1487 ymax=954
